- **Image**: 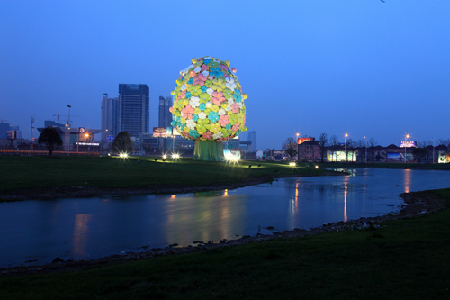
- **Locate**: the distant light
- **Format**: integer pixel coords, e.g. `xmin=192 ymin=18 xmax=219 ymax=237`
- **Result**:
xmin=119 ymin=153 xmax=128 ymax=159
xmin=163 ymin=155 xmax=167 ymax=160
xmin=108 ymin=153 xmax=111 ymax=157
xmin=315 ymin=165 xmax=319 ymax=169
xmin=289 ymin=162 xmax=296 ymax=167
xmin=172 ymin=153 xmax=180 ymax=159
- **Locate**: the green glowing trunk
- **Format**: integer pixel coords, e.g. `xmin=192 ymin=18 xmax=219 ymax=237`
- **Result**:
xmin=193 ymin=141 xmax=224 ymax=161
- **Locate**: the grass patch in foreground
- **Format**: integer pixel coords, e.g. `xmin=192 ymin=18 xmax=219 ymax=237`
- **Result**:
xmin=1 ymin=188 xmax=450 ymax=299
xmin=0 ymin=156 xmax=326 ymax=194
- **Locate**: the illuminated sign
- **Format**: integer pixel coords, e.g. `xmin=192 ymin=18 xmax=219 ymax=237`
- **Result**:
xmin=327 ymin=150 xmax=356 ymax=162
xmin=297 ymin=138 xmax=314 ymax=144
xmin=6 ymin=131 xmax=16 ymax=140
xmin=223 ymin=149 xmax=241 ymax=160
xmin=399 ymin=141 xmax=417 ymax=148
xmin=105 ymin=135 xmax=115 ymax=142
xmin=78 ymin=127 xmax=85 ymax=133
xmin=76 ymin=142 xmax=99 ymax=146
xmin=153 ymin=127 xmax=173 ymax=137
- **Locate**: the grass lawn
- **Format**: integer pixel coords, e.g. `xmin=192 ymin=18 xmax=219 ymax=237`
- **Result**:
xmin=0 ymin=188 xmax=449 ymax=299
xmin=0 ymin=156 xmax=329 ymax=200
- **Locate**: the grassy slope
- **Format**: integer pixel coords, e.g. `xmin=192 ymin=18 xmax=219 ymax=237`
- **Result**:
xmin=1 ymin=189 xmax=449 ymax=299
xmin=0 ymin=156 xmax=325 ymax=193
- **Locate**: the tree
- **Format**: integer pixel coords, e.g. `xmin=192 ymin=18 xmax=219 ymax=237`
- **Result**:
xmin=112 ymin=132 xmax=134 ymax=154
xmin=347 ymin=139 xmax=356 ymax=161
xmin=355 ymin=140 xmax=366 ymax=163
xmin=284 ymin=137 xmax=298 ymax=161
xmin=38 ymin=127 xmax=63 ymax=157
xmin=412 ymin=147 xmax=428 ymax=163
xmin=329 ymin=135 xmax=339 ymax=161
xmin=318 ymin=132 xmax=328 ymax=162
xmin=368 ymin=137 xmax=377 ymax=162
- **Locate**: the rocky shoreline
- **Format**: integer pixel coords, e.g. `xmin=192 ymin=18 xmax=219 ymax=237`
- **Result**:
xmin=0 ymin=189 xmax=447 ymax=278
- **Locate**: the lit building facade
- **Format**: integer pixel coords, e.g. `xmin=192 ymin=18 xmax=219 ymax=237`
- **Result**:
xmin=118 ymin=84 xmax=149 ymax=140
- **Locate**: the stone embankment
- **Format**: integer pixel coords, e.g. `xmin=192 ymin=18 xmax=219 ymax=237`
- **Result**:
xmin=1 ymin=189 xmax=446 ymax=277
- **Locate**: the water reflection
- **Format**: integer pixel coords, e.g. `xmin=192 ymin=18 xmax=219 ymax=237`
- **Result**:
xmin=72 ymin=214 xmax=93 ymax=256
xmin=404 ymin=169 xmax=411 ymax=193
xmin=165 ymin=194 xmax=246 ymax=246
xmin=344 ymin=184 xmax=348 ymax=222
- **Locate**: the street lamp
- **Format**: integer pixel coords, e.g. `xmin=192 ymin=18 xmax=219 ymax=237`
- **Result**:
xmin=364 ymin=136 xmax=367 ymax=163
xmin=296 ymin=132 xmax=299 ymax=161
xmin=67 ymin=105 xmax=71 ymax=156
xmin=66 ymin=126 xmax=70 ymax=156
xmin=405 ymin=134 xmax=410 ymax=162
xmin=344 ymin=133 xmax=348 ymax=162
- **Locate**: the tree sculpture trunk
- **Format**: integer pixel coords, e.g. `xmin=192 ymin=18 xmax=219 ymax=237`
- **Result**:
xmin=193 ymin=141 xmax=224 ymax=161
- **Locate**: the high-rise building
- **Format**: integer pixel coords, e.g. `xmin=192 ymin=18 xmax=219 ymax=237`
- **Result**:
xmin=118 ymin=84 xmax=149 ymax=140
xmin=101 ymin=93 xmax=120 ymax=142
xmin=158 ymin=95 xmax=173 ymax=128
xmin=0 ymin=122 xmax=12 ymax=139
xmin=247 ymin=131 xmax=257 ymax=151
xmin=12 ymin=126 xmax=22 ymax=139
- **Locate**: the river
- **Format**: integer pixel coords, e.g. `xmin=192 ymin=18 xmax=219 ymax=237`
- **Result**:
xmin=1 ymin=168 xmax=449 ymax=267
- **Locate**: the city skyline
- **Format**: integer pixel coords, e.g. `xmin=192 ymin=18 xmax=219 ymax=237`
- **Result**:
xmin=1 ymin=1 xmax=449 ymax=150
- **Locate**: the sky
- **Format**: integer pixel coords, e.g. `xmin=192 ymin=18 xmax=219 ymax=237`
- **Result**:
xmin=1 ymin=0 xmax=449 ymax=150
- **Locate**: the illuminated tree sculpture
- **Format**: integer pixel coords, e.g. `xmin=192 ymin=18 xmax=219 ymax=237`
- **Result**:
xmin=170 ymin=57 xmax=247 ymax=161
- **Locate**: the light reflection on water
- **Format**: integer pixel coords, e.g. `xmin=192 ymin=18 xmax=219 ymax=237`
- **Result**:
xmin=1 ymin=168 xmax=450 ymax=267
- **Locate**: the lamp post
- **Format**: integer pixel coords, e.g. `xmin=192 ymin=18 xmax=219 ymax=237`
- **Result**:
xmin=172 ymin=132 xmax=175 ymax=154
xmin=344 ymin=133 xmax=348 ymax=162
xmin=85 ymin=133 xmax=89 ymax=152
xmin=432 ymin=138 xmax=435 ymax=164
xmin=405 ymin=134 xmax=410 ymax=162
xmin=67 ymin=105 xmax=71 ymax=156
xmin=296 ymin=132 xmax=299 ymax=161
xmin=66 ymin=126 xmax=70 ymax=156
xmin=364 ymin=136 xmax=367 ymax=163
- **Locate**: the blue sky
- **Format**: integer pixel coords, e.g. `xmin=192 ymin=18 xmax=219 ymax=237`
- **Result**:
xmin=1 ymin=0 xmax=449 ymax=150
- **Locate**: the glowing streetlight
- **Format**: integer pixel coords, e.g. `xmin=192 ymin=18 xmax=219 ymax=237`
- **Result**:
xmin=364 ymin=136 xmax=367 ymax=163
xmin=344 ymin=133 xmax=348 ymax=162
xmin=67 ymin=105 xmax=71 ymax=156
xmin=405 ymin=134 xmax=410 ymax=162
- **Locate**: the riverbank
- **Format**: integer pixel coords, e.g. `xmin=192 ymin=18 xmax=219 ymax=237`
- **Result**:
xmin=0 ymin=156 xmax=340 ymax=201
